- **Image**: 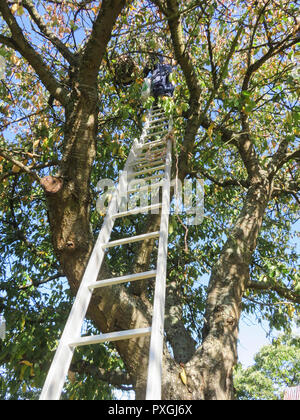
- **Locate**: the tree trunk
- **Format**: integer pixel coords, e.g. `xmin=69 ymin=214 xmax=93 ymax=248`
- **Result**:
xmin=182 ymin=177 xmax=273 ymax=400
xmin=45 ymin=84 xmax=98 ymax=292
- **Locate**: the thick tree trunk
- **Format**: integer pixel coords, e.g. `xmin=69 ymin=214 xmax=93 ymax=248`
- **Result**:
xmin=180 ymin=177 xmax=273 ymax=400
xmin=45 ymin=84 xmax=97 ymax=291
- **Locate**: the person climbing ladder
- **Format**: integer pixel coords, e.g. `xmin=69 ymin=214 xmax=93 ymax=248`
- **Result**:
xmin=143 ymin=55 xmax=175 ymax=101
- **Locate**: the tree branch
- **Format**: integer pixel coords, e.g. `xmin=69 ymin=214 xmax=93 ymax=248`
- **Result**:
xmin=205 ymin=23 xmax=217 ymax=90
xmin=238 ymin=25 xmax=298 ymax=180
xmin=196 ymin=170 xmax=249 ymax=189
xmin=0 ymin=148 xmax=41 ymax=183
xmin=269 ymin=142 xmax=300 ymax=176
xmin=163 ymin=0 xmax=201 ymax=100
xmin=78 ymin=0 xmax=127 ymax=86
xmin=0 ymin=108 xmax=48 ymax=130
xmin=242 ymin=35 xmax=298 ymax=92
xmin=272 ymin=178 xmax=300 ymax=204
xmin=156 ymin=1 xmax=249 ymax=178
xmin=21 ymin=0 xmax=75 ymax=65
xmin=20 ymin=273 xmax=65 ymax=289
xmin=201 ymin=18 xmax=246 ymax=118
xmin=247 ymin=280 xmax=300 ymax=304
xmin=151 ymin=0 xmax=202 ymax=178
xmin=246 ymin=1 xmax=271 ymax=69
xmin=0 ymin=2 xmax=68 ymax=105
xmin=0 ymin=33 xmax=15 ymax=49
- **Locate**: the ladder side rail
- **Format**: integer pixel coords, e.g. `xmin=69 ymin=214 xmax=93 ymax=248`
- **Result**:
xmin=40 ymin=114 xmax=151 ymax=400
xmin=145 ymin=117 xmax=172 ymax=400
xmin=40 ymin=187 xmax=120 ymax=399
xmin=138 ymin=109 xmax=152 ymax=147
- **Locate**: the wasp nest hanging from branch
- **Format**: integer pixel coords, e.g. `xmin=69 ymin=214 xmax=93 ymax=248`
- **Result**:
xmin=113 ymin=55 xmax=138 ymax=86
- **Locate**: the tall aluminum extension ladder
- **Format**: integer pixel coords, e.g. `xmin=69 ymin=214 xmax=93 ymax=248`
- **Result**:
xmin=40 ymin=105 xmax=173 ymax=400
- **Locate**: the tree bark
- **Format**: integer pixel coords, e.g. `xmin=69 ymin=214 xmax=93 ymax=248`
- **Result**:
xmin=183 ymin=177 xmax=273 ymax=400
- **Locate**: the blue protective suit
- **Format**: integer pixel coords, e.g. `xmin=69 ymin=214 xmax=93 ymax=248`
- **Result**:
xmin=143 ymin=58 xmax=174 ymax=99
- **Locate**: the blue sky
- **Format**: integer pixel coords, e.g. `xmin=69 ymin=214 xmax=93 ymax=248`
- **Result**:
xmin=238 ymin=317 xmax=272 ymax=367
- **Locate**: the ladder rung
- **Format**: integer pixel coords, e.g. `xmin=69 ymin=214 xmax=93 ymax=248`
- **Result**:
xmin=139 ymin=148 xmax=166 ymax=155
xmin=135 ymin=159 xmax=165 ymax=166
xmin=69 ymin=327 xmax=152 ymax=348
xmin=152 ymin=109 xmax=165 ymax=114
xmin=142 ymin=140 xmax=166 ymax=149
xmin=145 ymin=130 xmax=167 ymax=138
xmin=88 ymin=270 xmax=157 ymax=290
xmin=134 ymin=159 xmax=164 ymax=168
xmin=149 ymin=122 xmax=167 ymax=128
xmin=133 ymin=174 xmax=164 ymax=183
xmin=138 ymin=150 xmax=166 ymax=160
xmin=149 ymin=117 xmax=168 ymax=124
xmin=149 ymin=120 xmax=168 ymax=126
xmin=134 ymin=156 xmax=165 ymax=164
xmin=130 ymin=165 xmax=165 ymax=177
xmin=137 ymin=149 xmax=166 ymax=159
xmin=127 ymin=181 xmax=163 ymax=194
xmin=104 ymin=231 xmax=160 ymax=248
xmin=148 ymin=125 xmax=166 ymax=132
xmin=135 ymin=156 xmax=165 ymax=164
xmin=151 ymin=114 xmax=165 ymax=120
xmin=149 ymin=126 xmax=165 ymax=130
xmin=143 ymin=138 xmax=166 ymax=146
xmin=111 ymin=203 xmax=161 ymax=218
xmin=152 ymin=110 xmax=165 ymax=114
xmin=138 ymin=148 xmax=166 ymax=156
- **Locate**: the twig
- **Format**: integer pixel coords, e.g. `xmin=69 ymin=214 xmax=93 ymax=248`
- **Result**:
xmin=0 ymin=148 xmax=41 ymax=183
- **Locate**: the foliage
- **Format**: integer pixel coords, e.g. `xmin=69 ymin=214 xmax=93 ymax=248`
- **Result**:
xmin=234 ymin=333 xmax=300 ymax=400
xmin=0 ymin=0 xmax=299 ymax=399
